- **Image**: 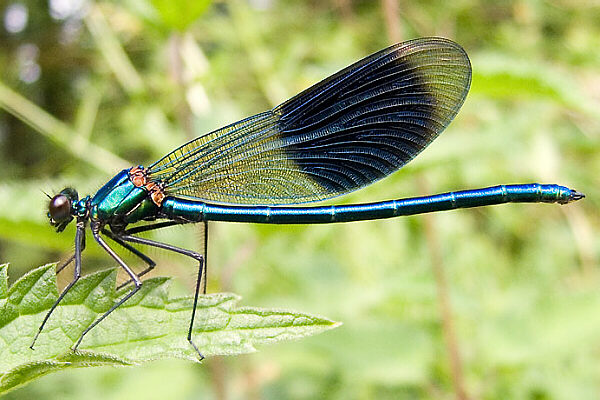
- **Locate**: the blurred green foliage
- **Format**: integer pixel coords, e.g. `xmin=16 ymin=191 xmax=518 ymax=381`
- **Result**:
xmin=0 ymin=0 xmax=598 ymax=399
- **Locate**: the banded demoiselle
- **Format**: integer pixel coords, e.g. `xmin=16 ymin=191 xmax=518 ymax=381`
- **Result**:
xmin=34 ymin=37 xmax=584 ymax=358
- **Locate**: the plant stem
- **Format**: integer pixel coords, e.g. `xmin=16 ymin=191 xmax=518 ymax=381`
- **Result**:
xmin=0 ymin=80 xmax=129 ymax=173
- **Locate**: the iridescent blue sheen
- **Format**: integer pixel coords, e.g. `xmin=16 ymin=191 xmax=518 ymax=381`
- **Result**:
xmin=38 ymin=37 xmax=583 ymax=357
xmin=160 ymin=184 xmax=577 ymax=224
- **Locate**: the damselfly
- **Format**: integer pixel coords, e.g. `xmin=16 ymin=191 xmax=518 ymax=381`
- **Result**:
xmin=35 ymin=37 xmax=584 ymax=358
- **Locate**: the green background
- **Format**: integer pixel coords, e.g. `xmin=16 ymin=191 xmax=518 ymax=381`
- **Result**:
xmin=1 ymin=0 xmax=599 ymax=398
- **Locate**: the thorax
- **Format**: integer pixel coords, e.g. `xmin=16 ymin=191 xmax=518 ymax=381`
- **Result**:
xmin=88 ymin=168 xmax=161 ymax=226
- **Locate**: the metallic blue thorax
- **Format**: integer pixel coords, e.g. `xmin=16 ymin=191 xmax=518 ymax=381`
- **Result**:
xmin=89 ymin=169 xmax=159 ymax=225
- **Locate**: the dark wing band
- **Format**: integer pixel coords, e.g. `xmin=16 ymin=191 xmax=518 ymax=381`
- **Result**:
xmin=147 ymin=37 xmax=471 ymax=205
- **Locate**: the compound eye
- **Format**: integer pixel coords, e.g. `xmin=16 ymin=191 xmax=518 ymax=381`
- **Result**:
xmin=49 ymin=194 xmax=71 ymax=222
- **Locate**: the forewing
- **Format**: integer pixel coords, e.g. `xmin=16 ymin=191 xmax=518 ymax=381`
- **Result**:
xmin=147 ymin=37 xmax=471 ymax=205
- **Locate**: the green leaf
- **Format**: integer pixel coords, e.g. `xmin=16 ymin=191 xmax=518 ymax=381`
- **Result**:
xmin=150 ymin=0 xmax=212 ymax=31
xmin=0 ymin=263 xmax=339 ymax=394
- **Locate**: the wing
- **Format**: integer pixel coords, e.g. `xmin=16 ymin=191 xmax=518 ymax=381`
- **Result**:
xmin=147 ymin=37 xmax=471 ymax=205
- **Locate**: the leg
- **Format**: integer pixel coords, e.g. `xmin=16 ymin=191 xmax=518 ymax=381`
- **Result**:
xmin=72 ymin=231 xmax=143 ymax=351
xmin=56 ymin=254 xmax=74 ymax=274
xmin=118 ymin=233 xmax=205 ymax=360
xmin=202 ymin=220 xmax=208 ymax=295
xmin=125 ymin=220 xmax=207 ymax=294
xmin=55 ymin=233 xmax=86 ymax=274
xmin=31 ymin=220 xmax=86 ymax=349
xmin=102 ymin=228 xmax=156 ymax=290
xmin=125 ymin=220 xmax=184 ymax=235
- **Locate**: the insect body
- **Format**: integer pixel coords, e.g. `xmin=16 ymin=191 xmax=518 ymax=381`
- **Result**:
xmin=35 ymin=38 xmax=583 ymax=358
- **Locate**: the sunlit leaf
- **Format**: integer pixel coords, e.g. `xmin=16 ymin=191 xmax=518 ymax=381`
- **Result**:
xmin=150 ymin=0 xmax=212 ymax=31
xmin=0 ymin=263 xmax=339 ymax=394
